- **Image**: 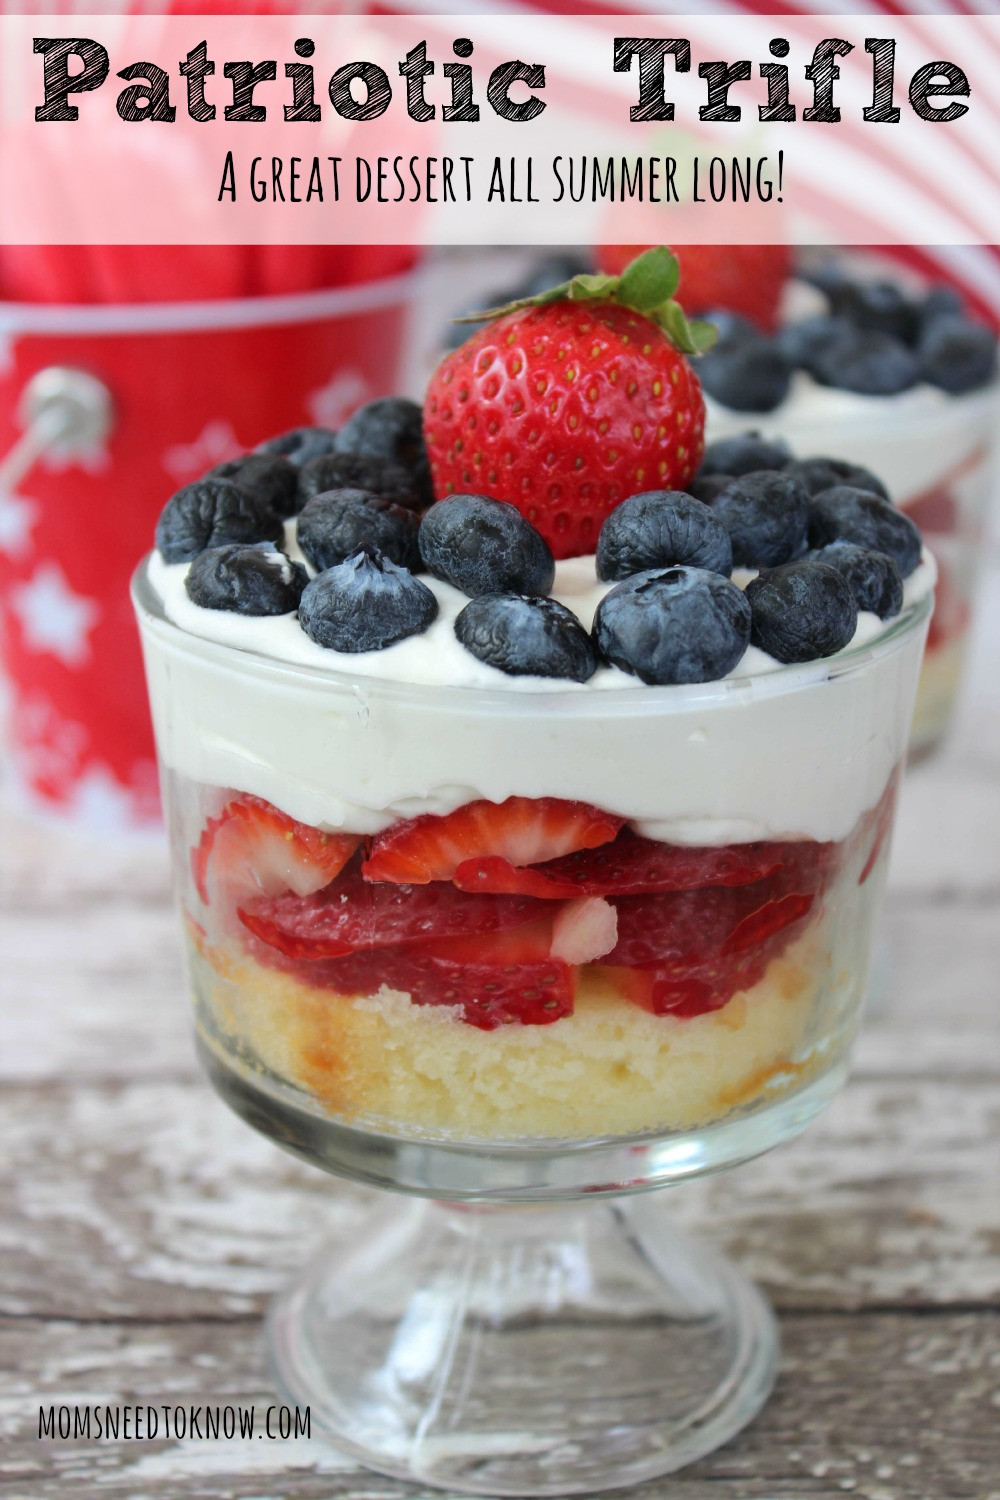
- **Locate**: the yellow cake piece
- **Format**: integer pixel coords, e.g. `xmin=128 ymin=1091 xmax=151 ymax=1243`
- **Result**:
xmin=192 ymin=925 xmax=833 ymax=1141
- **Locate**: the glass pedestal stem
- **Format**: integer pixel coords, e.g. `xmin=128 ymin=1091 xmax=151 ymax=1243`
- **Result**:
xmin=269 ymin=1191 xmax=778 ymax=1495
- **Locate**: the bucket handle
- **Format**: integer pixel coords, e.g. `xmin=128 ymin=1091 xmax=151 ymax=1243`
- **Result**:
xmin=0 ymin=367 xmax=114 ymax=493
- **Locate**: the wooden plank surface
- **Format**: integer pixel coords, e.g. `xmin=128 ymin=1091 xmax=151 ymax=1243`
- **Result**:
xmin=1 ymin=1074 xmax=998 ymax=1324
xmin=3 ymin=1314 xmax=999 ymax=1500
xmin=2 ymin=551 xmax=998 ymax=1496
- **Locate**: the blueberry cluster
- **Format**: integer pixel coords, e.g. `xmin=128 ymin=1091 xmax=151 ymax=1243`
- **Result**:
xmin=156 ymin=396 xmax=433 ymax=560
xmin=680 ymin=432 xmax=920 ymax=669
xmin=157 ymin=419 xmax=925 ymax=683
xmin=700 ymin=267 xmax=997 ymax=413
xmin=422 ymin=450 xmax=921 ymax=685
xmin=156 ymin=399 xmax=441 ymax=650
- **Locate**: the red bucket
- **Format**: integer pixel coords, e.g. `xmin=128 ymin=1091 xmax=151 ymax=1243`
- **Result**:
xmin=0 ymin=271 xmax=418 ymax=832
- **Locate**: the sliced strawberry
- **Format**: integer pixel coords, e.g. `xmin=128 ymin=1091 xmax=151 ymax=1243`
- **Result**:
xmin=238 ymin=869 xmax=548 ymax=960
xmin=609 ymin=888 xmax=740 ymax=969
xmin=363 ymin=797 xmax=624 ymax=885
xmin=288 ymin=919 xmax=574 ymax=1030
xmin=603 ymin=964 xmax=718 ymax=1019
xmin=605 ymin=945 xmax=783 ymax=1020
xmin=720 ymin=893 xmax=815 ymax=956
xmin=454 ymin=830 xmax=788 ymax=900
xmin=903 ymin=486 xmax=958 ymax=538
xmin=856 ymin=772 xmax=901 ymax=886
xmin=453 ymin=856 xmax=582 ymax=900
xmin=601 ymin=896 xmax=814 ymax=1020
xmin=193 ymin=795 xmax=359 ymax=913
xmin=903 ymin=446 xmax=986 ymax=540
xmin=608 ymin=875 xmax=818 ymax=969
xmin=925 ymin=557 xmax=969 ymax=654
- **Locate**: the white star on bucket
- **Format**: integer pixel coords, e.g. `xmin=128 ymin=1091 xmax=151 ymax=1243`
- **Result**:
xmin=162 ymin=420 xmax=242 ymax=483
xmin=9 ymin=562 xmax=100 ymax=667
xmin=0 ymin=492 xmax=39 ymax=559
xmin=308 ymin=369 xmax=370 ymax=430
xmin=67 ymin=765 xmax=139 ymax=831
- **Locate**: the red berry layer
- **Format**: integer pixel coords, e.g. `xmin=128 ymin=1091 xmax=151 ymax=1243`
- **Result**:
xmin=190 ymin=792 xmax=872 ymax=1032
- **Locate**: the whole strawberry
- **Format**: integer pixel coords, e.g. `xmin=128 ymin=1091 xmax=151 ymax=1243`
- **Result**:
xmin=424 ymin=249 xmax=714 ymax=559
xmin=596 ymin=244 xmax=792 ymax=333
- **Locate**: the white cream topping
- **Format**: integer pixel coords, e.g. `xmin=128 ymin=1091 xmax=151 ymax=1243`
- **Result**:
xmin=138 ymin=538 xmax=934 ymax=846
xmin=148 ymin=526 xmax=930 ymax=696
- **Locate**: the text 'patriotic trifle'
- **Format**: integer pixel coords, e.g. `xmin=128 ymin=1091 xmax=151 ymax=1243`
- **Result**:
xmin=135 ymin=250 xmax=932 ymax=1148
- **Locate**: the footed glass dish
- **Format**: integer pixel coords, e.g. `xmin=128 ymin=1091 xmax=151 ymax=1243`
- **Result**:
xmin=134 ymin=558 xmax=930 ymax=1494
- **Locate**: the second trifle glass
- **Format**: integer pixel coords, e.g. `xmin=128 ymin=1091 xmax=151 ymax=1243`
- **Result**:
xmin=134 ymin=560 xmax=929 ymax=1494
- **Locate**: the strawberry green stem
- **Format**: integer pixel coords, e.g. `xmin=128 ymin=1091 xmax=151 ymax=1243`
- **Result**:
xmin=457 ymin=247 xmax=717 ymax=357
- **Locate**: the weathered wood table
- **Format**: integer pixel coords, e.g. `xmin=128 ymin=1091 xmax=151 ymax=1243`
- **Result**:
xmin=2 ymin=566 xmax=998 ymax=1500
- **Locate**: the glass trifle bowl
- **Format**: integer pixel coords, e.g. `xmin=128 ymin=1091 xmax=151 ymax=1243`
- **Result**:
xmin=133 ymin=252 xmax=935 ymax=1492
xmin=133 ymin=550 xmax=930 ymax=1495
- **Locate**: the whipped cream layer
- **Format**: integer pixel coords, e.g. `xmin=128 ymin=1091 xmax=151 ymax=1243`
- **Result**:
xmin=138 ymin=542 xmax=933 ymax=846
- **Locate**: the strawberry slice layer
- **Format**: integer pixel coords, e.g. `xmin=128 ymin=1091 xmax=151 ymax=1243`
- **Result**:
xmin=239 ymin=869 xmax=548 ymax=960
xmin=453 ymin=830 xmax=791 ymax=900
xmin=603 ymin=924 xmax=803 ymax=1020
xmin=294 ymin=921 xmax=574 ymax=1030
xmin=193 ymin=795 xmax=359 ymax=911
xmin=363 ymin=797 xmax=624 ymax=885
xmin=854 ymin=771 xmax=901 ymax=887
xmin=608 ymin=881 xmax=816 ymax=969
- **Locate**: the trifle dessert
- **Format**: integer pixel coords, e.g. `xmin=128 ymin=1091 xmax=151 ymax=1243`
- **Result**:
xmin=595 ymin=244 xmax=998 ymax=755
xmin=136 ymin=249 xmax=932 ymax=1153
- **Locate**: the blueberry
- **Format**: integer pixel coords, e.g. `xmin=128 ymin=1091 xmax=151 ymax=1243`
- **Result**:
xmin=336 ymin=398 xmax=432 ymax=507
xmin=207 ymin=453 xmax=299 ymax=518
xmin=520 ymin=252 xmax=591 ymax=296
xmin=805 ymin=325 xmax=919 ymax=396
xmin=297 ymin=488 xmax=421 ymax=574
xmin=917 ymin=315 xmax=998 ymax=395
xmin=597 ymin=490 xmax=731 ymax=582
xmin=298 ymin=452 xmax=425 ymax=514
xmin=920 ymin=285 xmax=964 ymax=330
xmin=807 ymin=543 xmax=903 ymax=620
xmin=798 ymin=259 xmax=849 ymax=300
xmin=298 ymin=550 xmax=437 ymax=653
xmin=155 ymin=478 xmax=283 ymax=564
xmin=702 ymin=309 xmax=758 ymax=344
xmin=808 ymin=486 xmax=922 ymax=578
xmin=593 ymin=567 xmax=751 ymax=685
xmin=745 ymin=561 xmax=857 ymax=663
xmin=184 ymin=543 xmax=307 ymax=616
xmin=785 ymin=456 xmax=889 ymax=501
xmin=419 ymin=494 xmax=555 ymax=598
xmin=826 ymin=279 xmax=921 ymax=344
xmin=697 ymin=334 xmax=792 ymax=413
xmin=687 ymin=473 xmax=734 ymax=505
xmin=255 ymin=426 xmax=339 ymax=468
xmin=699 ymin=433 xmax=792 ymax=478
xmin=455 ymin=595 xmax=596 ymax=682
xmin=709 ymin=471 xmax=810 ymax=568
xmin=777 ymin=314 xmax=843 ymax=370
